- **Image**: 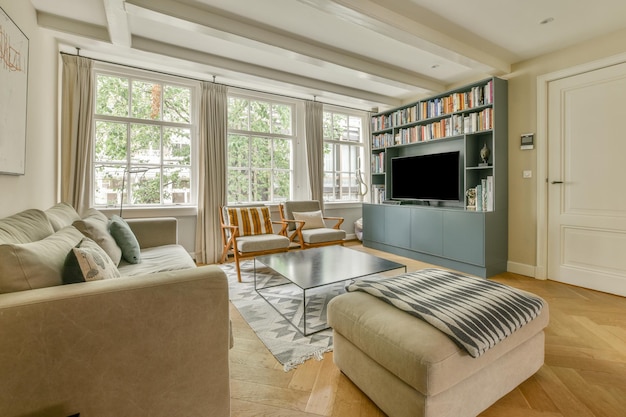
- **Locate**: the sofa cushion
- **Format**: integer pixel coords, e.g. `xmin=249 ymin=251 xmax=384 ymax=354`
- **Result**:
xmin=0 ymin=209 xmax=54 ymax=244
xmin=45 ymin=202 xmax=81 ymax=231
xmin=301 ymin=228 xmax=346 ymax=244
xmin=235 ymin=234 xmax=290 ymax=253
xmin=117 ymin=244 xmax=196 ymax=276
xmin=0 ymin=226 xmax=85 ymax=293
xmin=292 ymin=210 xmax=326 ymax=229
xmin=63 ymin=238 xmax=121 ymax=284
xmin=109 ymin=215 xmax=141 ymax=264
xmin=73 ymin=209 xmax=123 ymax=266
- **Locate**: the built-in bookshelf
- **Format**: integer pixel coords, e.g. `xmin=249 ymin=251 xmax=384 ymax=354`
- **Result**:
xmin=368 ymin=77 xmax=505 ymax=211
xmin=363 ymin=77 xmax=508 ymax=278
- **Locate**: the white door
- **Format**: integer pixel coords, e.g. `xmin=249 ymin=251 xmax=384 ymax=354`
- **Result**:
xmin=547 ymin=62 xmax=626 ymax=297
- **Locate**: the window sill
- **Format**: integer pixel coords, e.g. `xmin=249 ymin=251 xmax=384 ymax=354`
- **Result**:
xmin=323 ymin=201 xmax=364 ymax=210
xmin=98 ymin=206 xmax=197 ymax=219
xmin=263 ymin=200 xmax=363 ymax=213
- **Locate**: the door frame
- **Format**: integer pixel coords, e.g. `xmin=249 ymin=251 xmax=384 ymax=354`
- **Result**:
xmin=535 ymin=52 xmax=626 ymax=279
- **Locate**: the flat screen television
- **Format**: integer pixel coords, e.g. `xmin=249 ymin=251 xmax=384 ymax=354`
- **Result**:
xmin=390 ymin=151 xmax=461 ymax=202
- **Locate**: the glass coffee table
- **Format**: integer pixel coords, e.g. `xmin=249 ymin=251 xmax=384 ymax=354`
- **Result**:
xmin=254 ymin=246 xmax=406 ymax=336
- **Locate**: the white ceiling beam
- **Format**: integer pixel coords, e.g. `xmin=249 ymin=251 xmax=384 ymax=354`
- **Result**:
xmin=36 ymin=11 xmax=110 ymax=43
xmin=103 ymin=0 xmax=131 ymax=47
xmin=299 ymin=0 xmax=512 ymax=75
xmin=124 ymin=0 xmax=445 ymax=92
xmin=131 ymin=36 xmax=402 ymax=106
xmin=35 ymin=11 xmax=401 ymax=106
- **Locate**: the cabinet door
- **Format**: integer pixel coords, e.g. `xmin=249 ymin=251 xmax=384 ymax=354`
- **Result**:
xmin=443 ymin=211 xmax=485 ymax=266
xmin=362 ymin=204 xmax=386 ymax=243
xmin=410 ymin=209 xmax=443 ymax=256
xmin=384 ymin=206 xmax=410 ymax=248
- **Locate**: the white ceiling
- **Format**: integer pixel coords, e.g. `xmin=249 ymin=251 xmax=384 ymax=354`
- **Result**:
xmin=30 ymin=0 xmax=626 ymax=110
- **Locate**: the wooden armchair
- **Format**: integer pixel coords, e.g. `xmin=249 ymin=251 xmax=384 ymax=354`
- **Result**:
xmin=278 ymin=200 xmax=346 ymax=249
xmin=220 ymin=205 xmax=290 ymax=282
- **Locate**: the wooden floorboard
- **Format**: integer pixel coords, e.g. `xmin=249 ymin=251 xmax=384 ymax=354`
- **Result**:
xmin=228 ymin=243 xmax=626 ymax=417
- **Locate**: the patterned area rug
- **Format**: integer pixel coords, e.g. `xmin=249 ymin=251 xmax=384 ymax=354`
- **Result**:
xmin=220 ymin=260 xmax=346 ymax=371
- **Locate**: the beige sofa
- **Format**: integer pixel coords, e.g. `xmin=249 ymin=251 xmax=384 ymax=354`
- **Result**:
xmin=0 ymin=204 xmax=231 ymax=417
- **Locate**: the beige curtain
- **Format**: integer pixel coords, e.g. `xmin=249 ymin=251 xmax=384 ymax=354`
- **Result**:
xmin=305 ymin=100 xmax=324 ymax=209
xmin=195 ymin=82 xmax=228 ymax=264
xmin=60 ymin=55 xmax=94 ymax=214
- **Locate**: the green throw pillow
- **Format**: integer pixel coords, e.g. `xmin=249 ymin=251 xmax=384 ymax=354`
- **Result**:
xmin=108 ymin=215 xmax=141 ymax=264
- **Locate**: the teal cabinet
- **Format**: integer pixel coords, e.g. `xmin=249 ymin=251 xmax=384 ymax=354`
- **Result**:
xmin=443 ymin=210 xmax=484 ymax=265
xmin=362 ymin=203 xmax=506 ymax=278
xmin=362 ymin=203 xmax=385 ymax=243
xmin=385 ymin=206 xmax=410 ymax=248
xmin=410 ymin=209 xmax=443 ymax=256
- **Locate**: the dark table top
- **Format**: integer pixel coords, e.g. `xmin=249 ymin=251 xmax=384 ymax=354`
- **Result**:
xmin=255 ymin=246 xmax=405 ymax=290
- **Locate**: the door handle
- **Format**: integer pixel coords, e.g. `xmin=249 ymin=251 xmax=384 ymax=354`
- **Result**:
xmin=551 ymin=181 xmax=563 ymax=184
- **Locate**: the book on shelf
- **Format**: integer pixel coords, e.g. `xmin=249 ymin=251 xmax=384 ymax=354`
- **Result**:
xmin=371 ymin=152 xmax=385 ymax=174
xmin=372 ymin=132 xmax=394 ymax=148
xmin=481 ymin=179 xmax=488 ymax=211
xmin=452 ymin=114 xmax=463 ymax=135
xmin=391 ymin=105 xmax=419 ymax=126
xmin=371 ymin=185 xmax=385 ymax=204
xmin=462 ymin=108 xmax=493 ymax=134
xmin=420 ymin=79 xmax=494 ymax=119
xmin=372 ymin=114 xmax=392 ymax=131
xmin=470 ymin=176 xmax=494 ymax=212
xmin=486 ymin=176 xmax=494 ymax=211
xmin=420 ymin=117 xmax=454 ymax=140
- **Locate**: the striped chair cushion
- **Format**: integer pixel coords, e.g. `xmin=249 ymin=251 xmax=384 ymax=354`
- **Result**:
xmin=227 ymin=207 xmax=274 ymax=237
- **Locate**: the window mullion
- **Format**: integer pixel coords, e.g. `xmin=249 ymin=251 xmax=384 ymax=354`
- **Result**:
xmin=126 ymin=122 xmax=131 ymax=206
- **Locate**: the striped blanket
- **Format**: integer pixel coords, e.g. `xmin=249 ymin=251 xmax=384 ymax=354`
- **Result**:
xmin=347 ymin=268 xmax=545 ymax=358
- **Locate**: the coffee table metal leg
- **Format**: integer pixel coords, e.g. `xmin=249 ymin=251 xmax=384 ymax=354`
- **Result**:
xmin=303 ymin=288 xmax=307 ymax=336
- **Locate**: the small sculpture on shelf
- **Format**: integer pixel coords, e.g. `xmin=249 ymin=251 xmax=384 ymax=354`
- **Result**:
xmin=466 ymin=188 xmax=477 ymax=211
xmin=479 ymin=143 xmax=491 ymax=166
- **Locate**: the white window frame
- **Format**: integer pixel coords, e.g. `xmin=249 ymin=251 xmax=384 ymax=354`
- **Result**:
xmin=91 ymin=62 xmax=200 ymax=216
xmin=322 ymin=105 xmax=369 ymax=203
xmin=224 ymin=93 xmax=369 ymax=206
xmin=226 ymin=88 xmax=305 ymax=204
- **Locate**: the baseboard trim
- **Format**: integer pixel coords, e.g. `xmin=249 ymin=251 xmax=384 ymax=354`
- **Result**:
xmin=507 ymin=261 xmax=541 ymax=279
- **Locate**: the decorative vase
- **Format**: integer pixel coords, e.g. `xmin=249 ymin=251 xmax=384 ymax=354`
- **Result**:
xmin=479 ymin=143 xmax=490 ymax=166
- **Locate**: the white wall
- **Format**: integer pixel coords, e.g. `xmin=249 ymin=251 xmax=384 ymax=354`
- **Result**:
xmin=0 ymin=0 xmax=58 ymax=218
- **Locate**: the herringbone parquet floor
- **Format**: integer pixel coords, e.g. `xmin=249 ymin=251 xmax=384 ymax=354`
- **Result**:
xmin=228 ymin=244 xmax=626 ymax=417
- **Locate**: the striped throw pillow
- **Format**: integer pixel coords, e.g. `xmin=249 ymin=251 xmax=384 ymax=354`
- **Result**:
xmin=227 ymin=207 xmax=274 ymax=236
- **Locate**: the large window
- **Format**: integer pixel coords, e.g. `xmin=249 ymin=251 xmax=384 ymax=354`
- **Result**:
xmin=227 ymin=94 xmax=294 ymax=203
xmin=323 ymin=109 xmax=366 ymax=201
xmin=92 ymin=67 xmax=197 ymax=209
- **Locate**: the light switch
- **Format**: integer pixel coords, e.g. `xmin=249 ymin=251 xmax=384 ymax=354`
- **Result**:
xmin=523 ymin=170 xmax=532 ymax=178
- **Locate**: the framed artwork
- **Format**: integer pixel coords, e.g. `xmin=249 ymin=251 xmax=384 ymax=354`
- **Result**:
xmin=0 ymin=6 xmax=29 ymax=175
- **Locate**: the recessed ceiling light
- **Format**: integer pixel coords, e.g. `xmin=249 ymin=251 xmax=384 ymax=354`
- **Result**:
xmin=540 ymin=17 xmax=554 ymax=25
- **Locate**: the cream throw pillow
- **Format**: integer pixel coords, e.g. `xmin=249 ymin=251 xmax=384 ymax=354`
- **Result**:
xmin=63 ymin=238 xmax=121 ymax=283
xmin=292 ymin=210 xmax=327 ymax=230
xmin=0 ymin=226 xmax=85 ymax=293
xmin=73 ymin=209 xmax=123 ymax=266
xmin=45 ymin=202 xmax=81 ymax=232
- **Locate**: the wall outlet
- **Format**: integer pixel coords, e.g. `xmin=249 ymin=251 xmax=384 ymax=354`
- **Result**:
xmin=523 ymin=170 xmax=532 ymax=178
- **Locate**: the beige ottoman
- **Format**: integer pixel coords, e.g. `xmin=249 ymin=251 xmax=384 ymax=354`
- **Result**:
xmin=328 ymin=291 xmax=549 ymax=417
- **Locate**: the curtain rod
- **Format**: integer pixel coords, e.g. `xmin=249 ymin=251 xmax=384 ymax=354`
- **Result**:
xmin=60 ymin=51 xmax=371 ymax=113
